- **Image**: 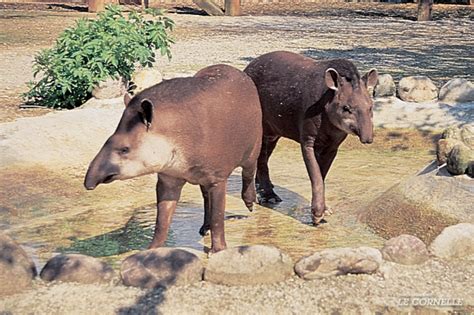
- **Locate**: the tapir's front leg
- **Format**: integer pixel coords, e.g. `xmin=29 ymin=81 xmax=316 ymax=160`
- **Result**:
xmin=149 ymin=174 xmax=186 ymax=249
xmin=301 ymin=138 xmax=326 ymax=225
xmin=208 ymin=181 xmax=227 ymax=253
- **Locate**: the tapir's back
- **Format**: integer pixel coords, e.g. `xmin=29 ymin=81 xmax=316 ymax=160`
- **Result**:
xmin=134 ymin=64 xmax=262 ymax=184
xmin=244 ymin=51 xmax=359 ymax=141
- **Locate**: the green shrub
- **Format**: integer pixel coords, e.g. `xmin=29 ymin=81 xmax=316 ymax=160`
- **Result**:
xmin=23 ymin=5 xmax=174 ymax=109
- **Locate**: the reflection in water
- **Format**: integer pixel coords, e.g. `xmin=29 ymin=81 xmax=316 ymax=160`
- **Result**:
xmin=61 ymin=203 xmax=205 ymax=257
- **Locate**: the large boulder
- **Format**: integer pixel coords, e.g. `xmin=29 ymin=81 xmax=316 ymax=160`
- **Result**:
xmin=381 ymin=234 xmax=430 ymax=265
xmin=361 ymin=161 xmax=473 ymax=244
xmin=204 ymin=245 xmax=293 ymax=285
xmin=294 ymin=247 xmax=382 ymax=280
xmin=40 ymin=254 xmax=115 ymax=284
xmin=374 ymin=74 xmax=396 ymax=98
xmin=0 ymin=233 xmax=37 ymax=296
xmin=398 ymin=76 xmax=438 ymax=102
xmin=429 ymin=223 xmax=474 ymax=259
xmin=121 ymin=248 xmax=203 ymax=289
xmin=439 ymin=78 xmax=474 ymax=104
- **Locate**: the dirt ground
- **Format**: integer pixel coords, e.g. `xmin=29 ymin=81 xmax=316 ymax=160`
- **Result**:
xmin=0 ymin=3 xmax=473 ymax=314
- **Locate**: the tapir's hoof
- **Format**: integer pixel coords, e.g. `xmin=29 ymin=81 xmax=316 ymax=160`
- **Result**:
xmin=257 ymin=191 xmax=282 ymax=204
xmin=312 ymin=214 xmax=326 ymax=226
xmin=199 ymin=225 xmax=210 ymax=237
xmin=245 ymin=203 xmax=255 ymax=212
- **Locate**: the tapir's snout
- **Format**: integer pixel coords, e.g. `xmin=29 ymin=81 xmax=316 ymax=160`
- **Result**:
xmin=84 ymin=154 xmax=120 ymax=190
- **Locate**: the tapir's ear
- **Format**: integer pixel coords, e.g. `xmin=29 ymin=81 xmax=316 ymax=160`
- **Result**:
xmin=325 ymin=68 xmax=340 ymax=91
xmin=140 ymin=99 xmax=154 ymax=130
xmin=124 ymin=93 xmax=133 ymax=107
xmin=362 ymin=69 xmax=378 ymax=88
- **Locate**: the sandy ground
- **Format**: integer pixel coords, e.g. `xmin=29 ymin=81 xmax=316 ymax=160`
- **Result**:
xmin=0 ymin=4 xmax=473 ymax=314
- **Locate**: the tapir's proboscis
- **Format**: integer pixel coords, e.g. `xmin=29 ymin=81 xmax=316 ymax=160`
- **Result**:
xmin=244 ymin=51 xmax=378 ymax=225
xmin=84 ymin=65 xmax=262 ymax=253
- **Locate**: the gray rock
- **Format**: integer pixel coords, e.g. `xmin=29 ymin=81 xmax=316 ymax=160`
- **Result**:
xmin=429 ymin=223 xmax=474 ymax=259
xmin=0 ymin=233 xmax=37 ymax=296
xmin=40 ymin=254 xmax=115 ymax=284
xmin=461 ymin=124 xmax=474 ymax=149
xmin=381 ymin=234 xmax=430 ymax=265
xmin=374 ymin=74 xmax=396 ymax=98
xmin=361 ymin=161 xmax=473 ymax=244
xmin=294 ymin=247 xmax=382 ymax=280
xmin=439 ymin=78 xmax=474 ymax=103
xmin=204 ymin=245 xmax=293 ymax=285
xmin=92 ymin=77 xmax=126 ymax=99
xmin=131 ymin=68 xmax=163 ymax=93
xmin=442 ymin=125 xmax=462 ymax=141
xmin=446 ymin=143 xmax=474 ymax=175
xmin=436 ymin=138 xmax=462 ymax=165
xmin=398 ymin=76 xmax=438 ymax=102
xmin=121 ymin=248 xmax=203 ymax=289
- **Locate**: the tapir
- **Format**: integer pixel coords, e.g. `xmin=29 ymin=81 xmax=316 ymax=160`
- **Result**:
xmin=244 ymin=51 xmax=378 ymax=225
xmin=84 ymin=64 xmax=262 ymax=253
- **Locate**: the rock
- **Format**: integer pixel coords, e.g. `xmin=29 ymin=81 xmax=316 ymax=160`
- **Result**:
xmin=446 ymin=143 xmax=474 ymax=175
xmin=40 ymin=254 xmax=115 ymax=284
xmin=436 ymin=138 xmax=462 ymax=165
xmin=0 ymin=233 xmax=37 ymax=296
xmin=429 ymin=223 xmax=474 ymax=259
xmin=131 ymin=68 xmax=163 ymax=93
xmin=437 ymin=126 xmax=474 ymax=168
xmin=374 ymin=74 xmax=396 ymax=98
xmin=381 ymin=235 xmax=430 ymax=265
xmin=361 ymin=161 xmax=473 ymax=244
xmin=204 ymin=245 xmax=293 ymax=285
xmin=439 ymin=78 xmax=474 ymax=103
xmin=441 ymin=125 xmax=462 ymax=141
xmin=398 ymin=76 xmax=438 ymax=102
xmin=461 ymin=124 xmax=474 ymax=149
xmin=121 ymin=248 xmax=203 ymax=289
xmin=92 ymin=77 xmax=126 ymax=99
xmin=294 ymin=247 xmax=382 ymax=280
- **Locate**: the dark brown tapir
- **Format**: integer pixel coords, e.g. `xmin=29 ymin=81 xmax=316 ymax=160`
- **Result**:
xmin=84 ymin=64 xmax=262 ymax=253
xmin=244 ymin=51 xmax=378 ymax=225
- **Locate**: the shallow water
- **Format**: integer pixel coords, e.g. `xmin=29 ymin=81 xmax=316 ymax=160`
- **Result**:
xmin=0 ymin=137 xmax=432 ymax=268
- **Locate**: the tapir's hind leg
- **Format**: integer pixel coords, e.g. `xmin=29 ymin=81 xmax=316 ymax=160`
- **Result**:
xmin=208 ymin=180 xmax=227 ymax=253
xmin=149 ymin=174 xmax=186 ymax=249
xmin=241 ymin=161 xmax=258 ymax=211
xmin=256 ymin=135 xmax=282 ymax=204
xmin=199 ymin=185 xmax=211 ymax=236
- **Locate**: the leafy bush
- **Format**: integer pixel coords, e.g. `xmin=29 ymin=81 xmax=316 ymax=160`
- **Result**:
xmin=23 ymin=5 xmax=174 ymax=109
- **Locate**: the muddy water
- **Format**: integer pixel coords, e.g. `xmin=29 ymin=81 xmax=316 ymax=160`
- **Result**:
xmin=0 ymin=136 xmax=433 ymax=268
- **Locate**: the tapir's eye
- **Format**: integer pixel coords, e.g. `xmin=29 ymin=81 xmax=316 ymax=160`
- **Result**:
xmin=118 ymin=147 xmax=130 ymax=155
xmin=342 ymin=105 xmax=352 ymax=114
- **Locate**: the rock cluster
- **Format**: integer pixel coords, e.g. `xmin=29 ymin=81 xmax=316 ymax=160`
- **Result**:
xmin=3 ymin=223 xmax=473 ymax=295
xmin=436 ymin=125 xmax=474 ymax=177
xmin=373 ymin=75 xmax=474 ymax=104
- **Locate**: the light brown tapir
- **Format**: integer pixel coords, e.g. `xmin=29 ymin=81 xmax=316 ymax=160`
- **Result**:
xmin=84 ymin=64 xmax=262 ymax=253
xmin=244 ymin=51 xmax=378 ymax=225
